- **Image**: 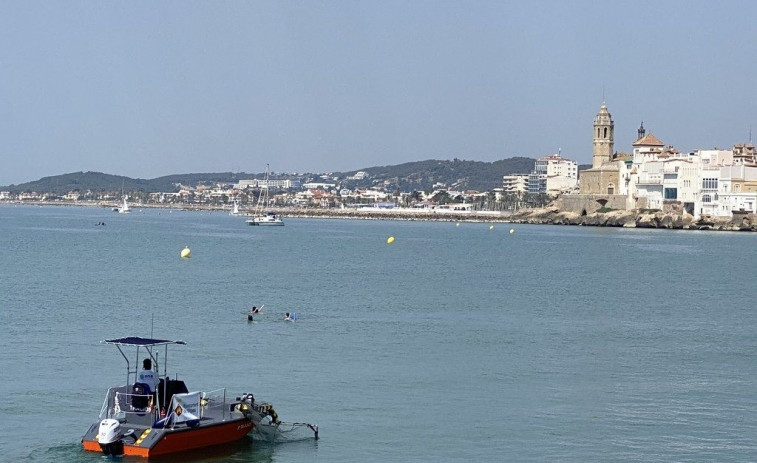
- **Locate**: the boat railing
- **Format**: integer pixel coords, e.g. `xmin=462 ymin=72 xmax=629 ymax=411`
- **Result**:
xmin=200 ymin=388 xmax=228 ymax=420
xmin=98 ymin=385 xmax=158 ymax=427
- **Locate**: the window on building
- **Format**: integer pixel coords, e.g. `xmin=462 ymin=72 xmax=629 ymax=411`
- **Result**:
xmin=702 ymin=194 xmax=711 ymax=203
xmin=702 ymin=178 xmax=718 ymax=189
xmin=664 ymin=188 xmax=677 ymax=200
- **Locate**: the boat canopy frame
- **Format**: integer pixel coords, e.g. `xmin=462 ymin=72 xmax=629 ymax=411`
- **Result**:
xmin=102 ymin=337 xmax=186 ymax=391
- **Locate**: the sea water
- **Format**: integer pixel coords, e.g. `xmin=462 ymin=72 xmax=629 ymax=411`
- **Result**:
xmin=1 ymin=205 xmax=757 ymax=462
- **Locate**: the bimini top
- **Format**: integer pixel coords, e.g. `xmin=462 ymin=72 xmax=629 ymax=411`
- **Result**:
xmin=103 ymin=337 xmax=186 ymax=347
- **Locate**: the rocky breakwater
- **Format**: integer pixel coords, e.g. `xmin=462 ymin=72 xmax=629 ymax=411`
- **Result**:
xmin=509 ymin=207 xmax=757 ymax=232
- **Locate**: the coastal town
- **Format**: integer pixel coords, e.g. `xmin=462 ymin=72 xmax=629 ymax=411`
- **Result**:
xmin=3 ymin=102 xmax=757 ymax=230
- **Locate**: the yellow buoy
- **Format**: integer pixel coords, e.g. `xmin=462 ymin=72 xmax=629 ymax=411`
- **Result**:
xmin=387 ymin=236 xmax=395 ymax=244
xmin=509 ymin=228 xmax=514 ymax=234
xmin=489 ymin=225 xmax=494 ymax=230
xmin=181 ymin=246 xmax=191 ymax=258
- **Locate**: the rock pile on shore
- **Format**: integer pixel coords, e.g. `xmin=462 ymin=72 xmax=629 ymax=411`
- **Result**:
xmin=508 ymin=207 xmax=757 ymax=231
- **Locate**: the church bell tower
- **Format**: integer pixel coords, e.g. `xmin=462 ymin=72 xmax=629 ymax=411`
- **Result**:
xmin=592 ymin=101 xmax=614 ymax=168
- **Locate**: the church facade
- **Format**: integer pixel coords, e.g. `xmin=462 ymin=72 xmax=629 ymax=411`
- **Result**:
xmin=568 ymin=101 xmax=757 ymax=218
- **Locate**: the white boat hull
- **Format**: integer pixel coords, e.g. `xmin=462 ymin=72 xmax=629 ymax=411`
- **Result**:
xmin=246 ymin=216 xmax=284 ymax=226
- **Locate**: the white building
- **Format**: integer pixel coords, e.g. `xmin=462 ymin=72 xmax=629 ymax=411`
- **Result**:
xmin=235 ymin=178 xmax=300 ymax=189
xmin=711 ymin=164 xmax=757 ymax=216
xmin=302 ymin=182 xmax=336 ymax=190
xmin=529 ymin=153 xmax=578 ymax=195
xmin=628 ymin=142 xmax=757 ymax=218
xmin=502 ymin=175 xmax=529 ymax=194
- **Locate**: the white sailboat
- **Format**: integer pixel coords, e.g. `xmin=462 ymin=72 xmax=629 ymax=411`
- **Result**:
xmin=113 ymin=180 xmax=131 ymax=213
xmin=246 ymin=165 xmax=284 ymax=226
xmin=229 ymin=198 xmax=241 ymax=216
xmin=116 ymin=196 xmax=130 ymax=214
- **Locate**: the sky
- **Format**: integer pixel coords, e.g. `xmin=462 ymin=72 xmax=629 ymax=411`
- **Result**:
xmin=2 ymin=0 xmax=757 ymax=186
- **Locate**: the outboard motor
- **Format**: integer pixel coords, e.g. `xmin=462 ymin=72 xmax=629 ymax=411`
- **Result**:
xmin=97 ymin=418 xmax=124 ymax=456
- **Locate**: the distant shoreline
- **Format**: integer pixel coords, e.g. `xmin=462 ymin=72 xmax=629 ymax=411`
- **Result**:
xmin=0 ymin=200 xmax=514 ymax=223
xmin=5 ymin=201 xmax=757 ymax=231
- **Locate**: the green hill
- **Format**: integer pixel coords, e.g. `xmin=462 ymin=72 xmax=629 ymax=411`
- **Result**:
xmin=0 ymin=171 xmax=257 ymax=194
xmin=1 ymin=157 xmax=538 ymax=194
xmin=333 ymin=157 xmax=536 ymax=191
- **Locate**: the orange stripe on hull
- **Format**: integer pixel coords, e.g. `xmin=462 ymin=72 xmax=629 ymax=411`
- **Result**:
xmin=83 ymin=419 xmax=254 ymax=458
xmin=82 ymin=440 xmax=102 ymax=452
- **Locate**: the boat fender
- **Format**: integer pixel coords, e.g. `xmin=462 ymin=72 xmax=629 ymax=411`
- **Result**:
xmin=267 ymin=408 xmax=280 ymax=425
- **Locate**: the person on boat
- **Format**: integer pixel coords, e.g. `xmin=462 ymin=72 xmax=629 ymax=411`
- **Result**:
xmin=137 ymin=358 xmax=159 ymax=394
xmin=284 ymin=312 xmax=292 ymax=321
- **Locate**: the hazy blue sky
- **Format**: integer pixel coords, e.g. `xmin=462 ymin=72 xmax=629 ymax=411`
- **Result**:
xmin=2 ymin=0 xmax=757 ymax=185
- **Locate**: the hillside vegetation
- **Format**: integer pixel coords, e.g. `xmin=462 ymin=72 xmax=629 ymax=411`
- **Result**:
xmin=2 ymin=157 xmax=538 ymax=194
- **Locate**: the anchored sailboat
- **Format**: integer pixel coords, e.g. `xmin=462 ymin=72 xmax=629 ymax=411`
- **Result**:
xmin=117 ymin=196 xmax=131 ymax=214
xmin=246 ymin=165 xmax=284 ymax=226
xmin=113 ymin=180 xmax=131 ymax=213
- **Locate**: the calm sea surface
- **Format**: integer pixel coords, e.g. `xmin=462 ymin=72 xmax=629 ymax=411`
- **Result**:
xmin=2 ymin=205 xmax=757 ymax=462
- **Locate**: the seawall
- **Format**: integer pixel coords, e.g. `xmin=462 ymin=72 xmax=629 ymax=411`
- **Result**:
xmin=507 ymin=206 xmax=757 ymax=232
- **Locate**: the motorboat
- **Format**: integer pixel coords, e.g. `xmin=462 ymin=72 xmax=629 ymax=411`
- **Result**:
xmin=81 ymin=336 xmax=317 ymax=457
xmin=246 ymin=211 xmax=284 ymax=226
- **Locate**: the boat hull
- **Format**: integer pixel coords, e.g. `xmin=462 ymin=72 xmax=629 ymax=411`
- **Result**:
xmin=247 ymin=221 xmax=284 ymax=226
xmin=82 ymin=417 xmax=254 ymax=457
xmin=246 ymin=218 xmax=284 ymax=226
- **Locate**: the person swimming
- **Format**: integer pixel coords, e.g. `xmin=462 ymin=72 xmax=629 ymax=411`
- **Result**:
xmin=284 ymin=312 xmax=292 ymax=321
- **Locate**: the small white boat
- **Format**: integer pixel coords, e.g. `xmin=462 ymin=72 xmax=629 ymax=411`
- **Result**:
xmin=246 ymin=211 xmax=284 ymax=226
